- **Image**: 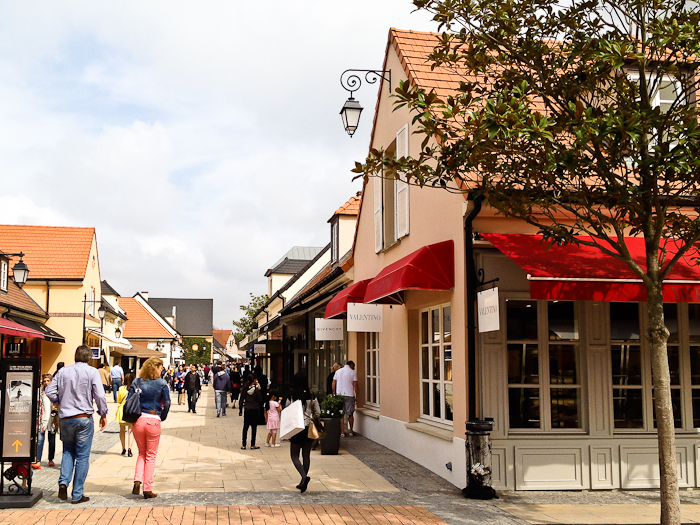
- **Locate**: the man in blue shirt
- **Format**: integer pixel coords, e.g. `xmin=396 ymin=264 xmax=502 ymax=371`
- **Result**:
xmin=110 ymin=362 xmax=124 ymax=403
xmin=46 ymin=345 xmax=108 ymax=504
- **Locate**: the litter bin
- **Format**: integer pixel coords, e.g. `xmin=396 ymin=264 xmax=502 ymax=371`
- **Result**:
xmin=463 ymin=419 xmax=496 ymax=500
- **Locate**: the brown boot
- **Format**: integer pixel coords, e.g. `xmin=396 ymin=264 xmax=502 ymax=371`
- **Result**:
xmin=132 ymin=481 xmax=141 ymax=495
xmin=143 ymin=491 xmax=158 ymax=499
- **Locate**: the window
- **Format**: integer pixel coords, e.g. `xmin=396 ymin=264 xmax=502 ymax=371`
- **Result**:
xmin=630 ymin=73 xmax=683 ymax=147
xmin=374 ymin=125 xmax=409 ymax=253
xmin=507 ymin=300 xmax=581 ymax=430
xmin=365 ymin=332 xmax=379 ymax=407
xmin=0 ymin=260 xmax=7 ymax=292
xmin=330 ymin=219 xmax=339 ymax=264
xmin=420 ymin=304 xmax=453 ymax=423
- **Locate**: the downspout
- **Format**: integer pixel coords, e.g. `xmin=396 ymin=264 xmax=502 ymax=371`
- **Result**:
xmin=46 ymin=280 xmax=50 ymax=313
xmin=464 ymin=195 xmax=483 ymax=421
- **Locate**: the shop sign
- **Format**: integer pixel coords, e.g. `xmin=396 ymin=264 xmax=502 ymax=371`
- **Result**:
xmin=347 ymin=303 xmax=383 ymax=332
xmin=315 ymin=318 xmax=344 ymax=341
xmin=213 ymin=353 xmax=221 ymax=360
xmin=1 ymin=360 xmax=39 ymax=461
xmin=91 ymin=347 xmax=100 ymax=359
xmin=253 ymin=344 xmax=266 ymax=354
xmin=477 ymin=287 xmax=500 ymax=333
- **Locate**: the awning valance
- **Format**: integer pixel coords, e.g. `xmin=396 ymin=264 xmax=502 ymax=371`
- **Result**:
xmin=483 ymin=233 xmax=700 ymax=302
xmin=0 ymin=318 xmax=45 ymax=339
xmin=364 ymin=240 xmax=455 ymax=304
xmin=111 ymin=345 xmax=166 ymax=358
xmin=324 ymin=279 xmax=373 ymax=319
xmin=86 ymin=329 xmax=132 ymax=349
xmin=7 ymin=316 xmax=65 ymax=343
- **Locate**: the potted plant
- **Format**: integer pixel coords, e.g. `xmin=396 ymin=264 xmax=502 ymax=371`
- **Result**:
xmin=319 ymin=394 xmax=346 ymax=455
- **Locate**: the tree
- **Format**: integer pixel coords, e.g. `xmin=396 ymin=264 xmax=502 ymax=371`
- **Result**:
xmin=354 ymin=1 xmax=700 ymax=522
xmin=232 ymin=293 xmax=269 ymax=343
xmin=182 ymin=337 xmax=211 ymax=365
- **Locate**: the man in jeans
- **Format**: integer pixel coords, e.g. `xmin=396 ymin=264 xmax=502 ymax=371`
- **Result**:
xmin=184 ymin=364 xmax=202 ymax=413
xmin=45 ymin=345 xmax=108 ymax=504
xmin=212 ymin=365 xmax=232 ymax=417
xmin=333 ymin=360 xmax=358 ymax=437
xmin=109 ymin=361 xmax=124 ymax=403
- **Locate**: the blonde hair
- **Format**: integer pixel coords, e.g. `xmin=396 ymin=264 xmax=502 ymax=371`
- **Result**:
xmin=139 ymin=357 xmax=164 ymax=380
xmin=331 ymin=363 xmax=341 ymax=373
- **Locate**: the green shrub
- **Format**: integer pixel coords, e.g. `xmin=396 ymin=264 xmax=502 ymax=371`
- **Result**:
xmin=321 ymin=394 xmax=346 ymax=418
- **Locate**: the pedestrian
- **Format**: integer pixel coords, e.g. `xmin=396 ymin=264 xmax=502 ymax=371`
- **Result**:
xmin=184 ymin=364 xmax=201 ymax=413
xmin=110 ymin=360 xmax=125 ymax=403
xmin=264 ymin=392 xmax=281 ymax=447
xmin=238 ymin=373 xmax=262 ymax=450
xmin=196 ymin=365 xmax=205 ymax=387
xmin=175 ymin=365 xmax=186 ymax=405
xmin=254 ymin=365 xmax=268 ymax=425
xmin=326 ymin=363 xmax=341 ymax=395
xmin=127 ymin=357 xmax=171 ymax=499
xmin=203 ymin=363 xmax=211 ymax=385
xmin=98 ymin=363 xmax=110 ymax=394
xmin=116 ymin=373 xmax=135 ymax=457
xmin=230 ymin=367 xmax=241 ymax=408
xmin=33 ymin=374 xmax=57 ymax=469
xmin=45 ymin=345 xmax=108 ymax=505
xmin=54 ymin=362 xmax=65 ymax=377
xmin=332 ymin=360 xmax=358 ymax=437
xmin=212 ymin=365 xmax=232 ymax=417
xmin=288 ymin=371 xmax=320 ymax=493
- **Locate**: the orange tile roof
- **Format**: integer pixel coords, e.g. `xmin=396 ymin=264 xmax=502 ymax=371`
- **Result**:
xmin=213 ymin=330 xmax=231 ymax=346
xmin=119 ymin=297 xmax=174 ymax=339
xmin=0 ymin=280 xmax=47 ymax=318
xmin=389 ymin=29 xmax=463 ymax=96
xmin=0 ymin=225 xmax=95 ymax=280
xmin=333 ymin=194 xmax=361 ymax=217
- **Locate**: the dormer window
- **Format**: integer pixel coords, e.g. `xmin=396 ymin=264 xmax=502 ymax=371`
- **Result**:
xmin=0 ymin=259 xmax=7 ymax=293
xmin=331 ymin=218 xmax=340 ymax=265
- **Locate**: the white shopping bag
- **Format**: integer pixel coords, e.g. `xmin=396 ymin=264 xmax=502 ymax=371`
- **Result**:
xmin=280 ymin=399 xmax=305 ymax=440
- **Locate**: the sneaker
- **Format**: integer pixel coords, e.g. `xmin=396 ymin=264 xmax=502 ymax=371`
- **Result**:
xmin=265 ymin=443 xmax=271 ymax=447
xmin=348 ymin=432 xmax=354 ymax=437
xmin=273 ymin=444 xmax=281 ymax=447
xmin=340 ymin=433 xmax=345 ymax=437
xmin=216 ymin=413 xmax=220 ymax=418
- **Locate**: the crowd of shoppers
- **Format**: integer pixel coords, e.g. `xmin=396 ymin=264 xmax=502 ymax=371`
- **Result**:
xmin=39 ymin=347 xmax=351 ymax=500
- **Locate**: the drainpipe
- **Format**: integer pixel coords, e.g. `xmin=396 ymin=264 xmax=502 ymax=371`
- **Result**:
xmin=464 ymin=195 xmax=483 ymax=421
xmin=46 ymin=280 xmax=50 ymax=313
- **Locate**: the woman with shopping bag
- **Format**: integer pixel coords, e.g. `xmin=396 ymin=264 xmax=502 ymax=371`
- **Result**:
xmin=286 ymin=371 xmax=320 ymax=493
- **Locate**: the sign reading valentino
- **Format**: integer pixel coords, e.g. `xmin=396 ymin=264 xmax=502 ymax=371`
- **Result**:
xmin=347 ymin=303 xmax=383 ymax=332
xmin=315 ymin=318 xmax=344 ymax=341
xmin=477 ymin=287 xmax=500 ymax=333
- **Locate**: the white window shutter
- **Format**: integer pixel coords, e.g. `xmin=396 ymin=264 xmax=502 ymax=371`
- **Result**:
xmin=374 ymin=173 xmax=383 ymax=253
xmin=395 ymin=124 xmax=410 ymax=239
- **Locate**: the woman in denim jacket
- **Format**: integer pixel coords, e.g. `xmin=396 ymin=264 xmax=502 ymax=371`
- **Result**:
xmin=126 ymin=357 xmax=170 ymax=499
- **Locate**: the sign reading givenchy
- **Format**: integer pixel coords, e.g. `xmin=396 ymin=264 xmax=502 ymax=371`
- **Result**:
xmin=347 ymin=303 xmax=383 ymax=332
xmin=315 ymin=318 xmax=344 ymax=341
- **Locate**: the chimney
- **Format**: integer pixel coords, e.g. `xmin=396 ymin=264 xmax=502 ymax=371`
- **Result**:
xmin=172 ymin=306 xmax=177 ymax=328
xmin=141 ymin=292 xmax=149 ymax=301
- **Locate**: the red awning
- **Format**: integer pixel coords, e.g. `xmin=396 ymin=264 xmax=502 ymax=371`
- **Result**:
xmin=364 ymin=240 xmax=455 ymax=304
xmin=483 ymin=233 xmax=700 ymax=302
xmin=0 ymin=318 xmax=46 ymax=339
xmin=324 ymin=279 xmax=373 ymax=319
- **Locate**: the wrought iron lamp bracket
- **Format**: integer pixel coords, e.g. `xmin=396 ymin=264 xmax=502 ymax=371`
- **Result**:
xmin=340 ymin=69 xmax=391 ymax=98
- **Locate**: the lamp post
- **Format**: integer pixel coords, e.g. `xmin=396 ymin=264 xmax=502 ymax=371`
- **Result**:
xmin=339 ymin=69 xmax=391 ymax=137
xmin=82 ymin=294 xmax=106 ymax=345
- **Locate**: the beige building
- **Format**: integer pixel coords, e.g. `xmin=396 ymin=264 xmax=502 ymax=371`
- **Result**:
xmin=0 ymin=225 xmax=104 ymax=374
xmin=338 ymin=28 xmax=700 ymax=492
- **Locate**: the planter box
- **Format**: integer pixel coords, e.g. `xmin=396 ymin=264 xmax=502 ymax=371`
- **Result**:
xmin=320 ymin=417 xmax=342 ymax=455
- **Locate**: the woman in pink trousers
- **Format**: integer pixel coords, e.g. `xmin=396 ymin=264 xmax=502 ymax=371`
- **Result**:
xmin=126 ymin=357 xmax=171 ymax=499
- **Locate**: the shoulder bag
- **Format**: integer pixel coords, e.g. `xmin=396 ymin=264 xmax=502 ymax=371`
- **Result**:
xmin=122 ymin=378 xmax=143 ymax=424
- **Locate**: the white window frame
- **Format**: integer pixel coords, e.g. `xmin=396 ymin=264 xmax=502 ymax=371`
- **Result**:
xmin=629 ymin=72 xmax=683 ymax=149
xmin=331 ymin=218 xmax=339 ymax=264
xmin=0 ymin=260 xmax=7 ymax=292
xmin=365 ymin=332 xmax=380 ymax=408
xmin=419 ymin=303 xmax=453 ymax=425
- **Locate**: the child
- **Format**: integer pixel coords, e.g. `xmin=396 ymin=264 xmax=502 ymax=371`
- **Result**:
xmin=265 ymin=392 xmax=282 ymax=447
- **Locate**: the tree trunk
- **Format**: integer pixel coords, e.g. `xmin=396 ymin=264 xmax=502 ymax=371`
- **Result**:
xmin=646 ymin=288 xmax=681 ymax=525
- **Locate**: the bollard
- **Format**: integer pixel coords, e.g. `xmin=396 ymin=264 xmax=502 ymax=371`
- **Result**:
xmin=462 ymin=419 xmax=497 ymax=500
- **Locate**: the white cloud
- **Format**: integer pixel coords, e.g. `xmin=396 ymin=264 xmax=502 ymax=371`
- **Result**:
xmin=0 ymin=0 xmax=438 ymax=328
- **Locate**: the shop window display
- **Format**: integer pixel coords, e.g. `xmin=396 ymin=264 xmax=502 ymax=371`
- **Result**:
xmin=419 ymin=304 xmax=453 ymax=424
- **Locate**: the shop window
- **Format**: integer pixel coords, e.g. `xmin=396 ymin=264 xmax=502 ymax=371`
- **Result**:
xmin=507 ymin=300 xmax=581 ymax=430
xmin=419 ymin=304 xmax=452 ymax=424
xmin=0 ymin=259 xmax=7 ymax=292
xmin=365 ymin=332 xmax=379 ymax=408
xmin=689 ymin=305 xmax=700 ymax=427
xmin=611 ymin=302 xmax=644 ymax=429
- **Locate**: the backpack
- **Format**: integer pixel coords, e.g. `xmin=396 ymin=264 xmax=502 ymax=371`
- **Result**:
xmin=122 ymin=378 xmax=143 ymax=424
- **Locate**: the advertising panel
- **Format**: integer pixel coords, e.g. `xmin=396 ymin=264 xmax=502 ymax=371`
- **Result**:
xmin=477 ymin=287 xmax=500 ymax=333
xmin=314 ymin=318 xmax=344 ymax=341
xmin=347 ymin=303 xmax=383 ymax=332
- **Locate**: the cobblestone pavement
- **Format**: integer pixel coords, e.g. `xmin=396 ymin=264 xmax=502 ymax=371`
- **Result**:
xmin=10 ymin=387 xmax=700 ymax=524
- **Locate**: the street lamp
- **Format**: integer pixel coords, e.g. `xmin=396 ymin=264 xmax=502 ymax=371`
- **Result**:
xmin=82 ymin=294 xmax=107 ymax=345
xmin=339 ymin=69 xmax=391 ymax=137
xmin=115 ymin=327 xmax=122 ymax=339
xmin=3 ymin=253 xmax=30 ymax=287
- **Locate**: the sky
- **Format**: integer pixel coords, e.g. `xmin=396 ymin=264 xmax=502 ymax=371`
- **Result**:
xmin=0 ymin=1 xmax=439 ymax=329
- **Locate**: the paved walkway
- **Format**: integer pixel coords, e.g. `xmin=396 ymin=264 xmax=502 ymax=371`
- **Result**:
xmin=8 ymin=386 xmax=700 ymax=524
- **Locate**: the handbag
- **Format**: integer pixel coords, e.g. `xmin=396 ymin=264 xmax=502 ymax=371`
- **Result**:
xmin=279 ymin=399 xmax=305 ymax=440
xmin=122 ymin=378 xmax=143 ymax=424
xmin=308 ymin=420 xmax=319 ymax=439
